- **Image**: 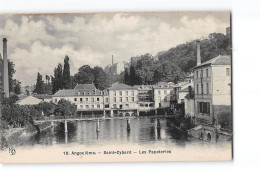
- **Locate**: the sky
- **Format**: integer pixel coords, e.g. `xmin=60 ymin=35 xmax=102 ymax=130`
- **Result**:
xmin=0 ymin=12 xmax=230 ymax=86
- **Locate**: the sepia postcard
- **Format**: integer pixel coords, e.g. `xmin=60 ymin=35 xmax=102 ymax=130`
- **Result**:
xmin=0 ymin=11 xmax=232 ymax=163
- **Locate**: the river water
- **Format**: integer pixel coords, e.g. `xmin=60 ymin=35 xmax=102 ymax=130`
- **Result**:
xmin=21 ymin=117 xmax=209 ymax=148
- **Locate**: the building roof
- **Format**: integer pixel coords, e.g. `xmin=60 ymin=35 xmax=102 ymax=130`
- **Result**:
xmin=53 ymin=88 xmax=108 ymax=97
xmin=108 ymin=83 xmax=137 ymax=90
xmin=134 ymin=85 xmax=153 ymax=90
xmin=17 ymin=95 xmax=42 ymax=105
xmin=33 ymin=94 xmax=53 ymax=99
xmin=53 ymin=89 xmax=75 ymax=97
xmin=74 ymin=84 xmax=96 ymax=90
xmin=195 ymin=55 xmax=231 ymax=69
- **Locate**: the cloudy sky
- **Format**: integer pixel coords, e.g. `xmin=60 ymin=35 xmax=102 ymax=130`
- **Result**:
xmin=0 ymin=12 xmax=230 ymax=86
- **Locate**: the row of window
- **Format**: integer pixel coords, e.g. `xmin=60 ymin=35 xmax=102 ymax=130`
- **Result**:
xmin=196 ymin=69 xmax=209 ymax=79
xmin=113 ymin=97 xmax=135 ymax=102
xmin=113 ymin=91 xmax=135 ymax=96
xmin=158 ymin=90 xmax=170 ymax=95
xmin=74 ymin=97 xmax=109 ymax=103
xmin=196 ymin=68 xmax=230 ymax=79
xmin=196 ymin=83 xmax=210 ymax=95
xmin=197 ymin=102 xmax=210 ymax=114
xmin=158 ymin=96 xmax=170 ymax=102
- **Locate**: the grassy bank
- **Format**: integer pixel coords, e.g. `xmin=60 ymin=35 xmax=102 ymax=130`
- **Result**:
xmin=1 ymin=121 xmax=52 ymax=150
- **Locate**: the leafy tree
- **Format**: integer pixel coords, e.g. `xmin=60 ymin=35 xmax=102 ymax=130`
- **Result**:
xmin=54 ymin=99 xmax=77 ymax=117
xmin=52 ymin=63 xmax=63 ymax=94
xmin=129 ymin=65 xmax=136 ymax=86
xmin=74 ymin=65 xmax=94 ymax=84
xmin=45 ymin=75 xmax=50 ymax=84
xmin=13 ymin=79 xmax=21 ymax=95
xmin=62 ymin=55 xmax=71 ymax=89
xmin=36 ymin=102 xmax=55 ymax=117
xmin=93 ymin=66 xmax=110 ymax=90
xmin=34 ymin=72 xmax=44 ymax=94
xmin=123 ymin=68 xmax=130 ymax=85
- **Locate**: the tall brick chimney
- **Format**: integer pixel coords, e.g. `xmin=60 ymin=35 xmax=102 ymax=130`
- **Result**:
xmin=3 ymin=38 xmax=9 ymax=97
xmin=196 ymin=40 xmax=201 ymax=66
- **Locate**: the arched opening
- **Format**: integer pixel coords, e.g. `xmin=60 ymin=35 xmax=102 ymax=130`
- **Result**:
xmin=125 ymin=112 xmax=130 ymax=117
xmin=207 ymin=133 xmax=211 ymax=141
xmin=119 ymin=113 xmax=123 ymax=117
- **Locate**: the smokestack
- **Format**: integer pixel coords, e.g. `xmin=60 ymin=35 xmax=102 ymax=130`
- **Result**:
xmin=112 ymin=55 xmax=114 ymax=65
xmin=196 ymin=40 xmax=201 ymax=66
xmin=3 ymin=38 xmax=9 ymax=97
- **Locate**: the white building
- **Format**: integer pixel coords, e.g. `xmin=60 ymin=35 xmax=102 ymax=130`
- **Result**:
xmin=194 ymin=55 xmax=231 ymax=124
xmin=108 ymin=83 xmax=138 ymax=116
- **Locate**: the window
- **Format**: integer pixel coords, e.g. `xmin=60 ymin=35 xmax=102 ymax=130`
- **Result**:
xmin=86 ymin=98 xmax=88 ymax=102
xmin=206 ymin=69 xmax=208 ymax=77
xmin=74 ymin=98 xmax=77 ymax=102
xmin=196 ymin=84 xmax=199 ymax=94
xmin=164 ymin=90 xmax=167 ymax=94
xmin=206 ymin=83 xmax=209 ymax=94
xmin=97 ymin=98 xmax=99 ymax=101
xmin=200 ymin=70 xmax=203 ymax=78
xmin=126 ymin=97 xmax=129 ymax=102
xmin=80 ymin=98 xmax=83 ymax=102
xmin=105 ymin=104 xmax=109 ymax=108
xmin=55 ymin=98 xmax=57 ymax=102
xmin=119 ymin=97 xmax=122 ymax=102
xmin=198 ymin=102 xmax=210 ymax=114
xmin=158 ymin=90 xmax=161 ymax=95
xmin=226 ymin=68 xmax=230 ymax=76
xmin=125 ymin=104 xmax=129 ymax=108
xmin=91 ymin=105 xmax=94 ymax=109
xmin=86 ymin=105 xmax=89 ymax=109
xmin=97 ymin=104 xmax=100 ymax=109
xmin=126 ymin=91 xmax=128 ymax=96
xmin=80 ymin=105 xmax=83 ymax=108
xmin=113 ymin=97 xmax=116 ymax=102
xmin=105 ymin=98 xmax=108 ymax=103
xmin=201 ymin=84 xmax=204 ymax=94
xmin=91 ymin=98 xmax=94 ymax=103
xmin=131 ymin=91 xmax=134 ymax=96
xmin=119 ymin=91 xmax=122 ymax=96
xmin=131 ymin=97 xmax=134 ymax=102
xmin=113 ymin=104 xmax=117 ymax=108
xmin=164 ymin=96 xmax=167 ymax=102
xmin=113 ymin=91 xmax=116 ymax=96
xmin=196 ymin=71 xmax=198 ymax=78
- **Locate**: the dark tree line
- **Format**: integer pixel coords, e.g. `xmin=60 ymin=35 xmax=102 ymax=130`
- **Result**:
xmin=122 ymin=32 xmax=231 ymax=85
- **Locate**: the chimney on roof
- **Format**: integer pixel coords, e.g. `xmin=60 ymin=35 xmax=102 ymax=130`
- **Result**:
xmin=196 ymin=40 xmax=201 ymax=66
xmin=3 ymin=38 xmax=9 ymax=97
xmin=112 ymin=55 xmax=114 ymax=65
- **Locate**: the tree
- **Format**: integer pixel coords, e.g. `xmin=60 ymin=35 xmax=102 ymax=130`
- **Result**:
xmin=35 ymin=72 xmax=44 ymax=94
xmin=93 ymin=66 xmax=110 ymax=90
xmin=123 ymin=68 xmax=130 ymax=85
xmin=62 ymin=55 xmax=71 ymax=89
xmin=36 ymin=102 xmax=55 ymax=117
xmin=129 ymin=65 xmax=136 ymax=86
xmin=46 ymin=75 xmax=50 ymax=84
xmin=54 ymin=99 xmax=77 ymax=117
xmin=52 ymin=63 xmax=63 ymax=94
xmin=74 ymin=65 xmax=95 ymax=84
xmin=13 ymin=79 xmax=21 ymax=95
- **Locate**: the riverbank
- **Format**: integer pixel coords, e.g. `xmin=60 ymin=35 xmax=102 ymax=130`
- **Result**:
xmin=1 ymin=121 xmax=53 ymax=150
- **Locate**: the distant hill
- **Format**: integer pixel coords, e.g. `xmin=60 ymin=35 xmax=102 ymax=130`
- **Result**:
xmin=125 ymin=32 xmax=231 ymax=85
